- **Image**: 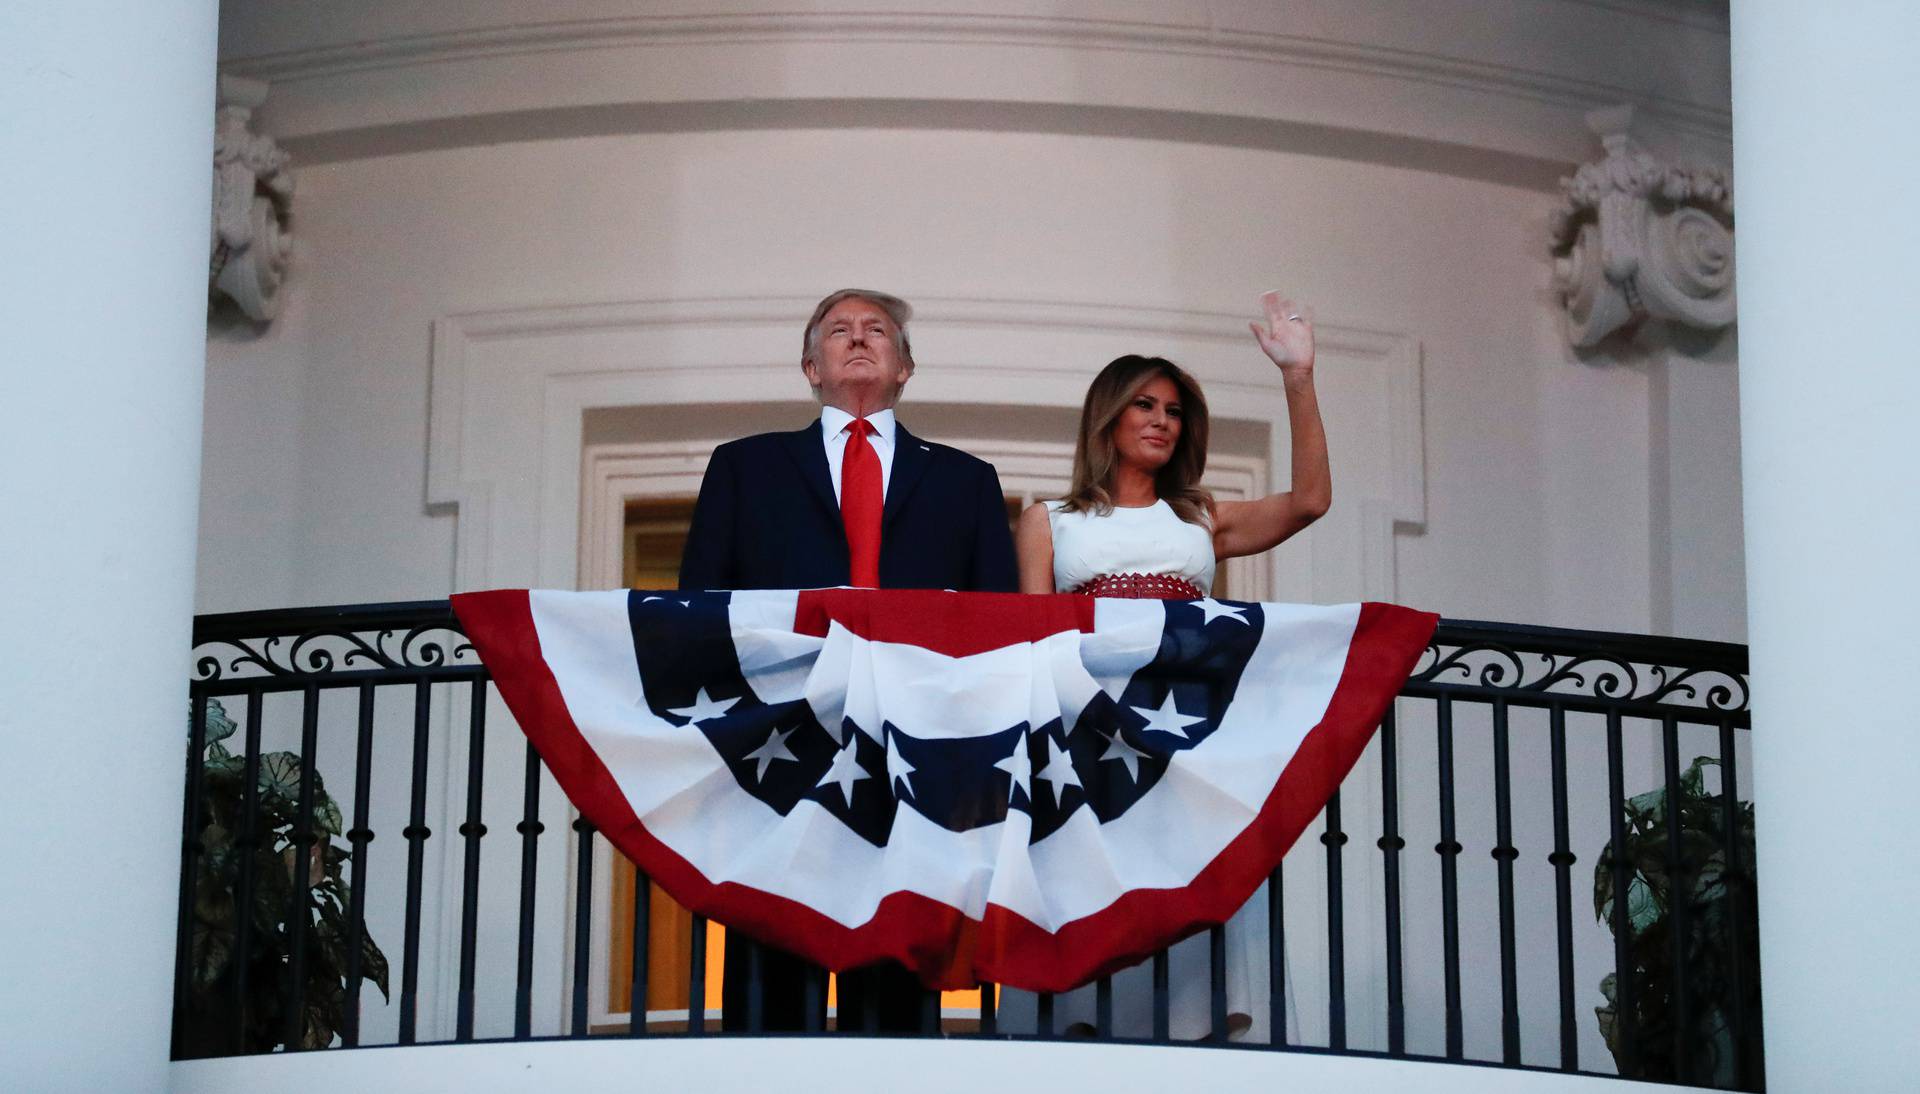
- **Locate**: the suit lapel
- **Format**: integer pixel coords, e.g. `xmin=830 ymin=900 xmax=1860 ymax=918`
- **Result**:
xmin=884 ymin=423 xmax=934 ymax=531
xmin=783 ymin=422 xmax=840 ymax=524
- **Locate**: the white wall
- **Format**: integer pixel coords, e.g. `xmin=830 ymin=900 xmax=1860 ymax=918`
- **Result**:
xmin=201 ymin=126 xmax=1739 ymax=630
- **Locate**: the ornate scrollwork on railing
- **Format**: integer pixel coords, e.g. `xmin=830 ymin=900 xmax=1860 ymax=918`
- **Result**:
xmin=1411 ymin=631 xmax=1748 ymax=713
xmin=193 ymin=623 xmax=477 ymax=682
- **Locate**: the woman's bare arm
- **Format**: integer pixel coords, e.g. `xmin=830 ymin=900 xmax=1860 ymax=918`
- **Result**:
xmin=1015 ymin=502 xmax=1057 ymax=594
xmin=1212 ymin=293 xmax=1331 ymax=561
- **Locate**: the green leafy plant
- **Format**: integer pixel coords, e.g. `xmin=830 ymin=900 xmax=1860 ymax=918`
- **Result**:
xmin=1594 ymin=755 xmax=1763 ymax=1089
xmin=179 ymin=699 xmax=389 ymax=1055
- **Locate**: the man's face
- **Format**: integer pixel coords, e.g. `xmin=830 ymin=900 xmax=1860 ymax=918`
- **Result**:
xmin=803 ymin=297 xmax=912 ymax=416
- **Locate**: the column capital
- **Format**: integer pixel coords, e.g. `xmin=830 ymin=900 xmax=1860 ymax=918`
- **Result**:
xmin=211 ymin=74 xmax=293 ymax=322
xmin=1550 ymin=105 xmax=1736 ymax=348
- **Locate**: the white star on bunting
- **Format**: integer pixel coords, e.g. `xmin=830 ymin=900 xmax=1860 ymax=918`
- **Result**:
xmin=993 ymin=739 xmax=1031 ymax=797
xmin=668 ymin=687 xmax=738 ymax=726
xmin=886 ymin=733 xmax=918 ymax=799
xmin=1192 ymin=598 xmax=1250 ymax=626
xmin=1099 ymin=730 xmax=1147 ymax=782
xmin=743 ymin=726 xmax=797 ymax=782
xmin=1033 ymin=734 xmax=1084 ymax=803
xmin=1130 ymin=692 xmax=1206 ymax=740
xmin=816 ymin=739 xmax=869 ymax=807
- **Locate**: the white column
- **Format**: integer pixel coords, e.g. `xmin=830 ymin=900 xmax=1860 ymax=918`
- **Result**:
xmin=1731 ymin=6 xmax=1920 ymax=1092
xmin=0 ymin=2 xmax=218 ymax=1091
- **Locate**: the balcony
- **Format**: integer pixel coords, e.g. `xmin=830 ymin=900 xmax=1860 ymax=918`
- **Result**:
xmin=175 ymin=600 xmax=1757 ymax=1091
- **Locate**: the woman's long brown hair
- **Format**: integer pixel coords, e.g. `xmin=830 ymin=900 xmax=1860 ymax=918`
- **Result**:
xmin=1059 ymin=354 xmax=1213 ymax=525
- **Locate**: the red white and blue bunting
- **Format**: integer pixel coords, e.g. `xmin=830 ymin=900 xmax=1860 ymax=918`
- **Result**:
xmin=453 ymin=588 xmax=1436 ymax=992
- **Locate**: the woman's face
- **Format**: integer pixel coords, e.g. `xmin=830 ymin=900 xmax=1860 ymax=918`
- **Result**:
xmin=1109 ymin=374 xmax=1184 ymax=474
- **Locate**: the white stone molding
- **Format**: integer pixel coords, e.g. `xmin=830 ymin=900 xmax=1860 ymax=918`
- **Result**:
xmin=1551 ymin=104 xmax=1736 ymax=348
xmin=218 ymin=2 xmax=1731 ymax=172
xmin=210 ymin=74 xmax=293 ymax=321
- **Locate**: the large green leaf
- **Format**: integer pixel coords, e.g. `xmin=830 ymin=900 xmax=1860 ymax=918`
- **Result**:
xmin=199 ymin=698 xmax=238 ymax=748
xmin=315 ymin=797 xmax=344 ymax=837
xmin=258 ymin=752 xmax=304 ymax=809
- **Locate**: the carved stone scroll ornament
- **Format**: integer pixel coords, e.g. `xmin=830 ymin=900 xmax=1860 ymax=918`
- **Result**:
xmin=210 ymin=75 xmax=293 ymax=322
xmin=1550 ymin=105 xmax=1734 ymax=348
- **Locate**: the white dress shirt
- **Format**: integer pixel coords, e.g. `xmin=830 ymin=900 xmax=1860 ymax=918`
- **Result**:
xmin=820 ymin=405 xmax=896 ymax=503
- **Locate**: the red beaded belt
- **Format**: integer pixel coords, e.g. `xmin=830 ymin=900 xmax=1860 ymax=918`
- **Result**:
xmin=1070 ymin=573 xmax=1205 ymax=600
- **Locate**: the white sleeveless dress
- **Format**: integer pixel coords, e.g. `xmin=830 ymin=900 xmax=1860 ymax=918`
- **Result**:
xmin=993 ymin=500 xmax=1294 ymax=1043
xmin=1046 ymin=498 xmax=1215 ymax=597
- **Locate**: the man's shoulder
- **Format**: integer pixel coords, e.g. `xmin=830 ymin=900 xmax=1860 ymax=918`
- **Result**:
xmin=903 ymin=431 xmax=1000 ymax=479
xmin=710 ymin=427 xmax=814 ymax=460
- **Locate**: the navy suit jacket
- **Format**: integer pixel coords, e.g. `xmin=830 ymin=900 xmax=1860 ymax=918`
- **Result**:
xmin=678 ymin=420 xmax=1019 ymax=593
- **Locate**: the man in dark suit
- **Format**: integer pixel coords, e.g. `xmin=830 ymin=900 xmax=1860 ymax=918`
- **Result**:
xmin=679 ymin=288 xmax=1019 ymax=1033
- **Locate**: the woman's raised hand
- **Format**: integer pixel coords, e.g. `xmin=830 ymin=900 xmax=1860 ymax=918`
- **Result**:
xmin=1248 ymin=291 xmax=1315 ymax=377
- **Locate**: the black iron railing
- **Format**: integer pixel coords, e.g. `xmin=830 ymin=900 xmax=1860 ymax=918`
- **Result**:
xmin=174 ymin=601 xmax=1757 ymax=1089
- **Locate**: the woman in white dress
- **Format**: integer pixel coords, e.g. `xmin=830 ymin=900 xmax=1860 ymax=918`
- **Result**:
xmin=1005 ymin=292 xmax=1328 ymax=1041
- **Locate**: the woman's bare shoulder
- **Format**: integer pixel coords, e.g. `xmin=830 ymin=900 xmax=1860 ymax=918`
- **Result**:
xmin=1018 ymin=500 xmax=1055 ymax=534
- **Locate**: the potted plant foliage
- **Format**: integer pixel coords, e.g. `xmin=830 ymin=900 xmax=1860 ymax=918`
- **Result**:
xmin=1594 ymin=755 xmax=1763 ymax=1089
xmin=178 ymin=698 xmax=389 ymax=1055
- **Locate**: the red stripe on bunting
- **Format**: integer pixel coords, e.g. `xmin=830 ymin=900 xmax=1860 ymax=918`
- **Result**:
xmin=972 ymin=599 xmax=1439 ymax=990
xmin=453 ymin=590 xmax=1437 ymax=993
xmin=452 ymin=590 xmax=978 ymax=981
xmin=793 ymin=588 xmax=1095 ymax=658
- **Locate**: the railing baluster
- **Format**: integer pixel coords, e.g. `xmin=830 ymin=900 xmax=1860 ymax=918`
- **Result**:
xmin=1095 ymin=974 xmax=1113 ymax=1039
xmin=628 ymin=868 xmax=649 ymax=1037
xmin=171 ymin=690 xmax=210 ymax=1059
xmin=284 ymin=685 xmax=322 ymax=1051
xmin=455 ymin=678 xmax=487 ymax=1041
xmin=1378 ymin=705 xmax=1406 ymax=1055
xmin=1491 ymin=698 xmax=1520 ymax=1065
xmin=515 ymin=738 xmax=542 ymax=1041
xmin=1661 ymin=715 xmax=1691 ymax=1080
xmin=342 ymin=683 xmax=377 ymax=1049
xmin=570 ymin=818 xmax=594 ymax=1037
xmin=1037 ymin=990 xmax=1054 ymax=1037
xmin=1152 ymin=950 xmax=1170 ymax=1042
xmin=398 ymin=680 xmax=433 ymax=1045
xmin=688 ymin=915 xmax=707 ymax=1035
xmin=1209 ymin=924 xmax=1228 ymax=1042
xmin=806 ymin=967 xmax=826 ymax=1033
xmin=232 ymin=690 xmax=265 ymax=1055
xmin=1548 ymin=703 xmax=1579 ymax=1071
xmin=919 ymin=981 xmax=939 ymax=1035
xmin=1436 ymin=695 xmax=1463 ymax=1060
xmin=976 ymin=981 xmax=995 ymax=1036
xmin=1267 ymin=863 xmax=1286 ymax=1047
xmin=1605 ymin=709 xmax=1638 ymax=1077
xmin=1323 ymin=789 xmax=1348 ymax=1051
xmin=746 ymin=937 xmax=764 ymax=1033
xmin=1719 ymin=716 xmax=1752 ymax=1091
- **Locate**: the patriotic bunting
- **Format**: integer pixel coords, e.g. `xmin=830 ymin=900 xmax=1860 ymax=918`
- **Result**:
xmin=452 ymin=587 xmax=1436 ymax=992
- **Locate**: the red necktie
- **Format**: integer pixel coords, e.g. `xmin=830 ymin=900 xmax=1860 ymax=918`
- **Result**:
xmin=841 ymin=418 xmax=883 ymax=587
